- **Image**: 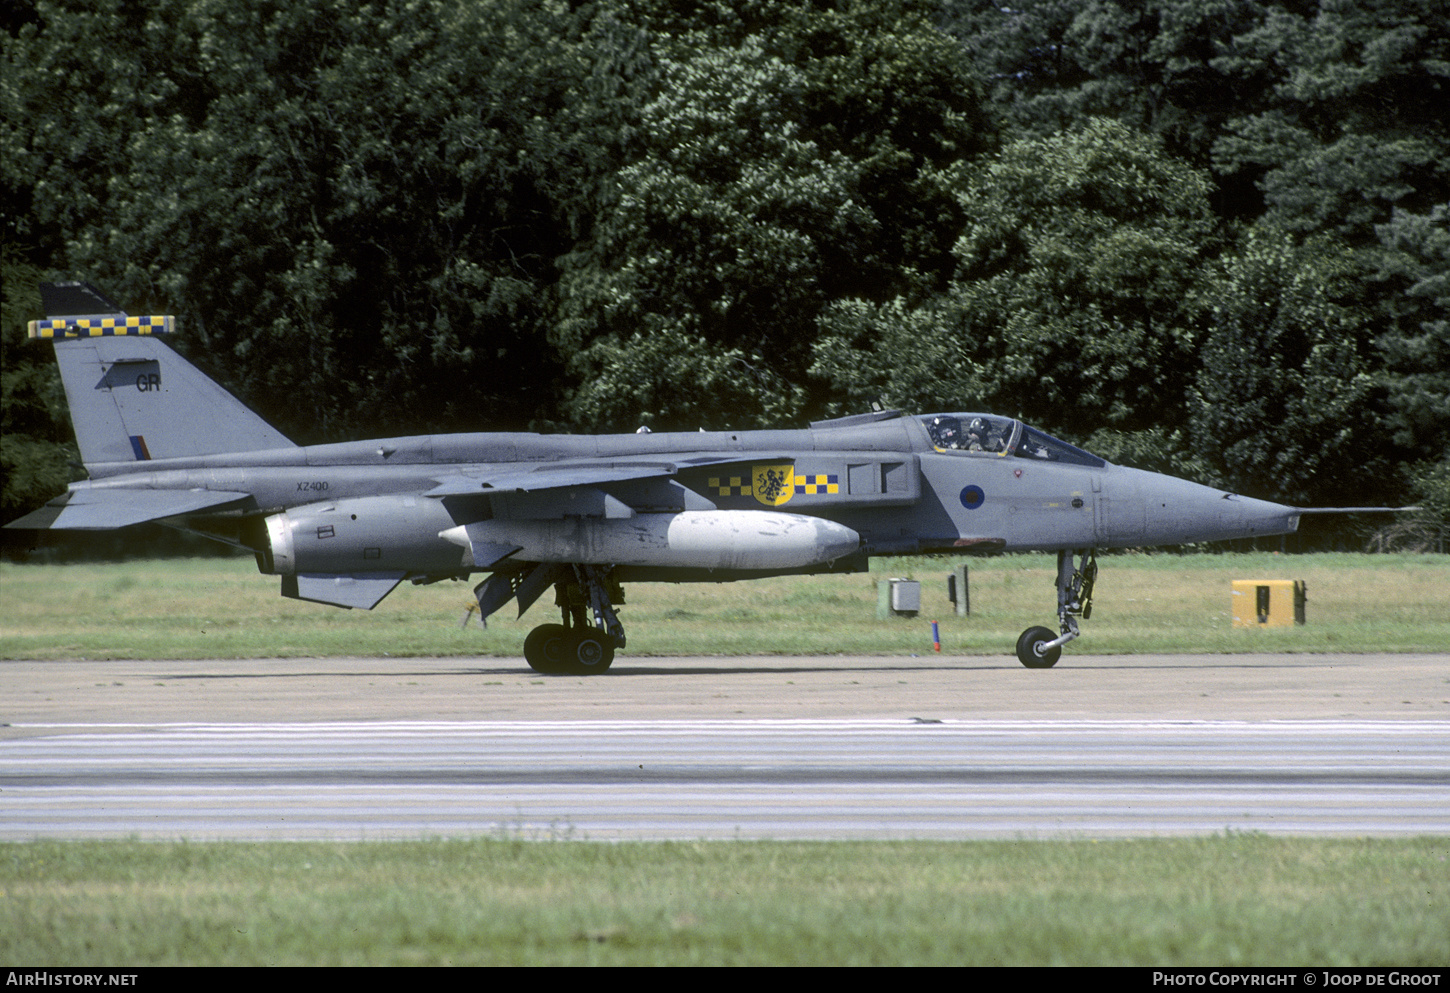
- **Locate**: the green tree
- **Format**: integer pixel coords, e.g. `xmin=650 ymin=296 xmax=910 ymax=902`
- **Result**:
xmin=1371 ymin=204 xmax=1450 ymax=460
xmin=5 ymin=0 xmax=990 ymax=441
xmin=3 ymin=0 xmax=598 ymax=441
xmin=940 ymin=0 xmax=1445 ymax=509
xmin=1400 ymin=459 xmax=1449 ymax=551
xmin=1371 ymin=204 xmax=1450 ymax=544
xmin=814 ymin=120 xmax=1217 ymax=454
xmin=0 ymin=244 xmax=75 ymax=522
xmin=941 ymin=1 xmax=1265 ymax=168
xmin=1211 ymin=0 xmax=1450 ymax=243
xmin=1189 ymin=225 xmax=1387 ymax=505
xmin=555 ymin=0 xmax=991 ymax=431
xmin=946 ymin=0 xmax=1450 ymax=238
xmin=557 ymin=34 xmax=870 ymax=429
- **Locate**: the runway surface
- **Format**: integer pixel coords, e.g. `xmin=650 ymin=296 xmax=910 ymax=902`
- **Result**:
xmin=3 ymin=653 xmax=1447 ymax=840
xmin=4 ymin=717 xmax=1448 ymax=840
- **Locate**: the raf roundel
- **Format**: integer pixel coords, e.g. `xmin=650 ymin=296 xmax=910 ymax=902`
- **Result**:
xmin=960 ymin=485 xmax=985 ymax=510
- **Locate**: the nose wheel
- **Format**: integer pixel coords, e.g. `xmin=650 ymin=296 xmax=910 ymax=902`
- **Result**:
xmin=1015 ymin=626 xmax=1062 ymax=668
xmin=1016 ymin=549 xmax=1096 ymax=668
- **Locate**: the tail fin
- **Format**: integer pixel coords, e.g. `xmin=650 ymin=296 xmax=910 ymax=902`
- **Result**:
xmin=32 ymin=282 xmax=295 ymax=467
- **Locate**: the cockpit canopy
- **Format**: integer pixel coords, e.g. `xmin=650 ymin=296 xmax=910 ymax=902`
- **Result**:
xmin=920 ymin=413 xmax=1105 ymax=468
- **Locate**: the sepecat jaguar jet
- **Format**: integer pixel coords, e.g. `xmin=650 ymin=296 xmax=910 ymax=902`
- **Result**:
xmin=10 ymin=282 xmax=1379 ymax=672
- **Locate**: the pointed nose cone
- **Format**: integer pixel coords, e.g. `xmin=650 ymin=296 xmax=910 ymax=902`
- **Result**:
xmin=1212 ymin=492 xmax=1302 ymax=542
xmin=1098 ymin=467 xmax=1301 ymax=547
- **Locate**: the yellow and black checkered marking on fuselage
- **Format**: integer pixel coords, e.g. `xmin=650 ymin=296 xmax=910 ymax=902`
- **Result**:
xmin=707 ymin=475 xmax=753 ymax=497
xmin=799 ymin=473 xmax=839 ymax=495
xmin=707 ymin=472 xmax=840 ymax=498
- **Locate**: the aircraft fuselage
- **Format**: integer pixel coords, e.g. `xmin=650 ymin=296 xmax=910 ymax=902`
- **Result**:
xmin=64 ymin=411 xmax=1300 ymax=582
xmin=12 ymin=290 xmax=1317 ymax=670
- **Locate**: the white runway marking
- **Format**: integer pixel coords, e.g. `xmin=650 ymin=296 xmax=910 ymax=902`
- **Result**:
xmin=4 ymin=719 xmax=1446 ymax=840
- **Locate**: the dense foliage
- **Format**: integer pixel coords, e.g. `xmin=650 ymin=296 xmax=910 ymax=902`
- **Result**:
xmin=3 ymin=0 xmax=1446 ymax=543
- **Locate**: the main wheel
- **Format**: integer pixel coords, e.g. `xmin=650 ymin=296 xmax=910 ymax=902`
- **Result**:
xmin=523 ymin=623 xmax=570 ymax=674
xmin=562 ymin=629 xmax=616 ymax=675
xmin=1015 ymin=626 xmax=1061 ymax=668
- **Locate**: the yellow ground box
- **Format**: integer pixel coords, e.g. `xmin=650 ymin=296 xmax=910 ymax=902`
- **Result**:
xmin=1232 ymin=579 xmax=1307 ymax=627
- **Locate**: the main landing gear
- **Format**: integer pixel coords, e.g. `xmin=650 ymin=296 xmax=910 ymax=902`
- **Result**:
xmin=1016 ymin=548 xmax=1097 ymax=668
xmin=522 ymin=565 xmax=624 ymax=675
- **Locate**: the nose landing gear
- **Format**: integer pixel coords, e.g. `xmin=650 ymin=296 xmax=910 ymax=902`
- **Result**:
xmin=1016 ymin=548 xmax=1097 ymax=668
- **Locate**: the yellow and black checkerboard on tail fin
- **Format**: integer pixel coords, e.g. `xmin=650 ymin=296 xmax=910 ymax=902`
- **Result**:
xmin=35 ymin=282 xmax=296 ymax=467
xmin=30 ymin=313 xmax=173 ymax=338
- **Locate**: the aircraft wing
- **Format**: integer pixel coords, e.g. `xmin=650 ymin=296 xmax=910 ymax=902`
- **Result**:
xmin=426 ymin=463 xmax=683 ymax=497
xmin=5 ymin=487 xmax=253 ymax=531
xmin=424 ymin=454 xmax=781 ymax=498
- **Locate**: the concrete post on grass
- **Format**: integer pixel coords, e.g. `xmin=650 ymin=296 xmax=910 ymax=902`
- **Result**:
xmin=947 ymin=566 xmax=969 ymax=617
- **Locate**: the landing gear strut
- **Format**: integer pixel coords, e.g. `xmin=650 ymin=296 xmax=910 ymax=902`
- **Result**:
xmin=1016 ymin=549 xmax=1097 ymax=668
xmin=522 ymin=565 xmax=624 ymax=675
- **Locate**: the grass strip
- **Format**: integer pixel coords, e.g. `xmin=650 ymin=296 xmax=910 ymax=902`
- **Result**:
xmin=3 ymin=836 xmax=1448 ymax=966
xmin=3 ymin=552 xmax=1448 ymax=659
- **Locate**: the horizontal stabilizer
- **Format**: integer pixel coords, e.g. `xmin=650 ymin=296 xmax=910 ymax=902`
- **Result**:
xmin=282 ymin=573 xmax=405 ymax=610
xmin=5 ymin=488 xmax=253 ymax=531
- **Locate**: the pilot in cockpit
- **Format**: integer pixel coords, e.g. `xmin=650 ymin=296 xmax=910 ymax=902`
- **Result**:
xmin=965 ymin=417 xmax=990 ymax=451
